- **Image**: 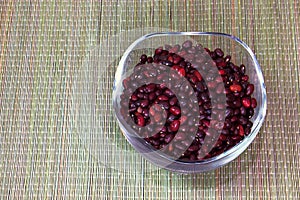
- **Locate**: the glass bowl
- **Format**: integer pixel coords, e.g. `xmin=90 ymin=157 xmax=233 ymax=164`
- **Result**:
xmin=113 ymin=32 xmax=267 ymax=173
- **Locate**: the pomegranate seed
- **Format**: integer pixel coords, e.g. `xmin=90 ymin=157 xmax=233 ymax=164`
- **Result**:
xmin=172 ymin=65 xmax=180 ymax=71
xmin=180 ymin=115 xmax=187 ymax=124
xmin=158 ymin=95 xmax=168 ymax=101
xmin=154 ymin=113 xmax=162 ymax=123
xmin=230 ymin=84 xmax=242 ymax=92
xmin=147 ymin=57 xmax=153 ymax=63
xmin=155 ymin=48 xmax=163 ymax=55
xmin=182 ymin=40 xmax=192 ymax=49
xmin=172 ymin=65 xmax=185 ymax=76
xmin=148 ymin=92 xmax=156 ymax=101
xmin=122 ymin=78 xmax=130 ymax=89
xmin=240 ymin=64 xmax=246 ymax=74
xmin=207 ymin=81 xmax=217 ymax=88
xmin=246 ymin=84 xmax=254 ymax=95
xmin=170 ymin=106 xmax=181 ymax=116
xmin=251 ymin=98 xmax=257 ymax=108
xmin=169 ymin=97 xmax=178 ymax=106
xmin=215 ymin=76 xmax=223 ymax=83
xmin=225 ymin=55 xmax=231 ymax=62
xmin=214 ymin=48 xmax=224 ymax=57
xmin=140 ymin=54 xmax=147 ymax=63
xmin=136 ymin=114 xmax=145 ymax=126
xmin=189 ymin=75 xmax=198 ymax=84
xmin=137 ymin=107 xmax=143 ymax=113
xmin=179 ymin=68 xmax=186 ymax=76
xmin=193 ymin=70 xmax=203 ymax=81
xmin=238 ymin=125 xmax=245 ymax=136
xmin=204 ymin=48 xmax=210 ymax=53
xmin=144 ymin=83 xmax=156 ymax=93
xmin=241 ymin=75 xmax=249 ymax=81
xmin=178 ymin=50 xmax=187 ymax=57
xmin=188 ymin=145 xmax=199 ymax=152
xmin=169 ymin=44 xmax=180 ymax=53
xmin=165 ymin=134 xmax=175 ymax=143
xmin=242 ymin=97 xmax=251 ymax=108
xmin=216 ymin=61 xmax=226 ymax=67
xmin=140 ymin=99 xmax=149 ymax=108
xmin=167 ymin=55 xmax=174 ymax=63
xmin=149 ymin=107 xmax=155 ymax=116
xmin=131 ymin=94 xmax=138 ymax=101
xmin=202 ymin=119 xmax=210 ymax=127
xmin=169 ymin=120 xmax=180 ymax=132
xmin=219 ymin=69 xmax=226 ymax=76
xmin=173 ymin=55 xmax=182 ymax=64
xmin=161 ymin=50 xmax=169 ymax=56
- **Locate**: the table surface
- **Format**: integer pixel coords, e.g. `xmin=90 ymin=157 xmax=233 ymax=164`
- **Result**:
xmin=0 ymin=1 xmax=299 ymax=199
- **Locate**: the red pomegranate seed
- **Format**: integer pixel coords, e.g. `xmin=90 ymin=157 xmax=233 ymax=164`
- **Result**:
xmin=154 ymin=113 xmax=162 ymax=123
xmin=225 ymin=55 xmax=231 ymax=62
xmin=144 ymin=83 xmax=156 ymax=93
xmin=207 ymin=81 xmax=217 ymax=88
xmin=251 ymin=98 xmax=257 ymax=108
xmin=238 ymin=125 xmax=245 ymax=136
xmin=246 ymin=84 xmax=254 ymax=95
xmin=140 ymin=54 xmax=147 ymax=63
xmin=180 ymin=115 xmax=187 ymax=124
xmin=219 ymin=69 xmax=226 ymax=76
xmin=193 ymin=70 xmax=203 ymax=81
xmin=242 ymin=75 xmax=249 ymax=81
xmin=189 ymin=75 xmax=198 ymax=84
xmin=147 ymin=57 xmax=153 ymax=63
xmin=178 ymin=68 xmax=186 ymax=77
xmin=169 ymin=97 xmax=178 ymax=106
xmin=167 ymin=55 xmax=174 ymax=63
xmin=178 ymin=51 xmax=187 ymax=57
xmin=202 ymin=119 xmax=210 ymax=127
xmin=140 ymin=99 xmax=149 ymax=108
xmin=242 ymin=97 xmax=251 ymax=108
xmin=169 ymin=120 xmax=180 ymax=132
xmin=165 ymin=134 xmax=175 ymax=143
xmin=171 ymin=65 xmax=185 ymax=76
xmin=161 ymin=50 xmax=169 ymax=56
xmin=182 ymin=40 xmax=192 ymax=49
xmin=240 ymin=64 xmax=246 ymax=74
xmin=214 ymin=48 xmax=224 ymax=57
xmin=173 ymin=55 xmax=182 ymax=64
xmin=188 ymin=145 xmax=199 ymax=152
xmin=131 ymin=94 xmax=138 ymax=101
xmin=215 ymin=76 xmax=223 ymax=83
xmin=149 ymin=107 xmax=155 ymax=116
xmin=155 ymin=48 xmax=163 ymax=55
xmin=216 ymin=61 xmax=226 ymax=67
xmin=122 ymin=78 xmax=130 ymax=89
xmin=137 ymin=107 xmax=143 ymax=113
xmin=172 ymin=65 xmax=180 ymax=71
xmin=230 ymin=84 xmax=242 ymax=92
xmin=136 ymin=114 xmax=145 ymax=126
xmin=169 ymin=45 xmax=180 ymax=53
xmin=170 ymin=106 xmax=181 ymax=116
xmin=158 ymin=95 xmax=168 ymax=101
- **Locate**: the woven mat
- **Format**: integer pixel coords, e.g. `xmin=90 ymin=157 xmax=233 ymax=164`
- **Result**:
xmin=0 ymin=1 xmax=299 ymax=199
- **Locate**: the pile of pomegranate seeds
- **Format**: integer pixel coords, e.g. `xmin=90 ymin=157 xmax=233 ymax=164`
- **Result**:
xmin=120 ymin=41 xmax=257 ymax=161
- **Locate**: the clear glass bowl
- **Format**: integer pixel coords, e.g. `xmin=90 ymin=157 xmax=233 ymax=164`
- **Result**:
xmin=113 ymin=32 xmax=267 ymax=173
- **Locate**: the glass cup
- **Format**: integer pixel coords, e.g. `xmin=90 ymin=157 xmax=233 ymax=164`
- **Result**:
xmin=113 ymin=32 xmax=267 ymax=173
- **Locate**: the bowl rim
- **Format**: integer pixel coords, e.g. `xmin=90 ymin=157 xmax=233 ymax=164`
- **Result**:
xmin=113 ymin=32 xmax=267 ymax=173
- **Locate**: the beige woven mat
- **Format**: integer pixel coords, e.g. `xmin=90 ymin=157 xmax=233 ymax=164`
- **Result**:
xmin=0 ymin=1 xmax=299 ymax=199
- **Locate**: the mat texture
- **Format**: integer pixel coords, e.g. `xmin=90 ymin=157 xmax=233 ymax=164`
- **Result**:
xmin=0 ymin=0 xmax=299 ymax=199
